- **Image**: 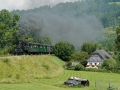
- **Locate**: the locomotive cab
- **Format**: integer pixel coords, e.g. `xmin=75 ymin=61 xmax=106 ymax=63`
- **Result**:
xmin=14 ymin=42 xmax=26 ymax=55
xmin=14 ymin=45 xmax=23 ymax=55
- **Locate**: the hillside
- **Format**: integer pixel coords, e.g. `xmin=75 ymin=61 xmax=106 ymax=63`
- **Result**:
xmin=93 ymin=27 xmax=116 ymax=51
xmin=10 ymin=0 xmax=120 ymax=51
xmin=0 ymin=55 xmax=65 ymax=83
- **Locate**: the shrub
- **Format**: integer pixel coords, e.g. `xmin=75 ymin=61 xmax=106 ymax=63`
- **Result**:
xmin=2 ymin=58 xmax=10 ymax=64
xmin=66 ymin=66 xmax=75 ymax=70
xmin=70 ymin=51 xmax=89 ymax=66
xmin=16 ymin=74 xmax=20 ymax=79
xmin=65 ymin=62 xmax=72 ymax=67
xmin=75 ymin=64 xmax=84 ymax=71
xmin=101 ymin=59 xmax=118 ymax=71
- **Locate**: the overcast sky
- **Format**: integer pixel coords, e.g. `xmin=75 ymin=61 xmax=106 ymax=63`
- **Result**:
xmin=0 ymin=0 xmax=79 ymax=11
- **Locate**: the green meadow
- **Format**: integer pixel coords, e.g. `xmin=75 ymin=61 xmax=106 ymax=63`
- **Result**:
xmin=0 ymin=55 xmax=120 ymax=90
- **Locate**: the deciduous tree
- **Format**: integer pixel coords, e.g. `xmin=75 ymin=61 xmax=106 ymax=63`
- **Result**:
xmin=0 ymin=9 xmax=20 ymax=54
xmin=70 ymin=51 xmax=89 ymax=65
xmin=81 ymin=42 xmax=102 ymax=54
xmin=54 ymin=41 xmax=75 ymax=61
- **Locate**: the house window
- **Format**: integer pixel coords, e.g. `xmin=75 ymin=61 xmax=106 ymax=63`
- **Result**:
xmin=96 ymin=63 xmax=100 ymax=67
xmin=92 ymin=63 xmax=95 ymax=67
xmin=86 ymin=63 xmax=90 ymax=67
xmin=89 ymin=63 xmax=92 ymax=66
xmin=40 ymin=46 xmax=42 ymax=48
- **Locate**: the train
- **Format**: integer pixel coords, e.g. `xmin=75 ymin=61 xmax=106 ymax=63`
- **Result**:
xmin=14 ymin=42 xmax=54 ymax=55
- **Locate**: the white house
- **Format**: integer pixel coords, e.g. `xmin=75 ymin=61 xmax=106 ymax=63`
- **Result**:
xmin=86 ymin=50 xmax=112 ymax=68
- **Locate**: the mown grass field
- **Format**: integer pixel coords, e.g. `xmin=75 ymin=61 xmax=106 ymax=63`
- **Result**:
xmin=0 ymin=55 xmax=120 ymax=90
xmin=0 ymin=70 xmax=120 ymax=90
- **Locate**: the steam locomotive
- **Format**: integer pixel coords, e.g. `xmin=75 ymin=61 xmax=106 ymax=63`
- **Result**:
xmin=14 ymin=42 xmax=54 ymax=55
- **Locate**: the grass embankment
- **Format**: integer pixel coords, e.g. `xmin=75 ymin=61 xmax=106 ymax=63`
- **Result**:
xmin=0 ymin=55 xmax=64 ymax=83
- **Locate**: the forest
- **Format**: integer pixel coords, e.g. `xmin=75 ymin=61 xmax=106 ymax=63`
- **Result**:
xmin=0 ymin=0 xmax=120 ymax=55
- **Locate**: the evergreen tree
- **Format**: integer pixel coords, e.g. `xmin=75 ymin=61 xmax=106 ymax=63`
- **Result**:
xmin=115 ymin=25 xmax=120 ymax=50
xmin=113 ymin=25 xmax=120 ymax=69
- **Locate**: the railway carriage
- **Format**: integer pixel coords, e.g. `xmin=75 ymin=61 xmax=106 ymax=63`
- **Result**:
xmin=14 ymin=42 xmax=54 ymax=55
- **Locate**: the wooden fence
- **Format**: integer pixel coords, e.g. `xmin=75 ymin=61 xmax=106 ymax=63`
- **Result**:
xmin=95 ymin=80 xmax=120 ymax=90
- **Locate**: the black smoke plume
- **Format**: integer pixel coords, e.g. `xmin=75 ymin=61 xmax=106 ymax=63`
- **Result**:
xmin=18 ymin=11 xmax=103 ymax=50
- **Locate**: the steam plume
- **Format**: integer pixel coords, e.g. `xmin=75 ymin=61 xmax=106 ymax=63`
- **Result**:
xmin=19 ymin=11 xmax=103 ymax=50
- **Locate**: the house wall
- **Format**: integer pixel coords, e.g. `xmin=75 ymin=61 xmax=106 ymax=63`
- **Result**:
xmin=86 ymin=62 xmax=102 ymax=68
xmin=86 ymin=54 xmax=103 ymax=68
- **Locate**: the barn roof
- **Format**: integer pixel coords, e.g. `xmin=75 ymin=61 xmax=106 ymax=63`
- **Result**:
xmin=93 ymin=50 xmax=112 ymax=59
xmin=87 ymin=49 xmax=112 ymax=62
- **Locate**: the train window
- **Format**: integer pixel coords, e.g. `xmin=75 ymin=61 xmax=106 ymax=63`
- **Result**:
xmin=40 ymin=46 xmax=42 ymax=48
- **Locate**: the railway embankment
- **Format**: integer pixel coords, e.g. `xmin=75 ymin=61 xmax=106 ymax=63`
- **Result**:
xmin=0 ymin=55 xmax=64 ymax=83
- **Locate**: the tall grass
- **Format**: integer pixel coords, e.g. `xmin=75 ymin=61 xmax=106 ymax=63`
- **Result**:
xmin=0 ymin=55 xmax=64 ymax=83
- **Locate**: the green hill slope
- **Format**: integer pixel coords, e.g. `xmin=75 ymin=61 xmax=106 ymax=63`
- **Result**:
xmin=0 ymin=55 xmax=65 ymax=83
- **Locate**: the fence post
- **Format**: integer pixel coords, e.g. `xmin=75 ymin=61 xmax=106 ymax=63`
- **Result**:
xmin=108 ymin=80 xmax=110 ymax=90
xmin=95 ymin=79 xmax=97 ymax=88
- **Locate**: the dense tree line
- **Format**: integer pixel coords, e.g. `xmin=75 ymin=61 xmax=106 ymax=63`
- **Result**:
xmin=0 ymin=9 xmax=20 ymax=54
xmin=95 ymin=28 xmax=116 ymax=51
xmin=20 ymin=34 xmax=52 ymax=44
xmin=12 ymin=0 xmax=120 ymax=28
xmin=115 ymin=25 xmax=120 ymax=50
xmin=114 ymin=25 xmax=120 ymax=69
xmin=0 ymin=9 xmax=52 ymax=55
